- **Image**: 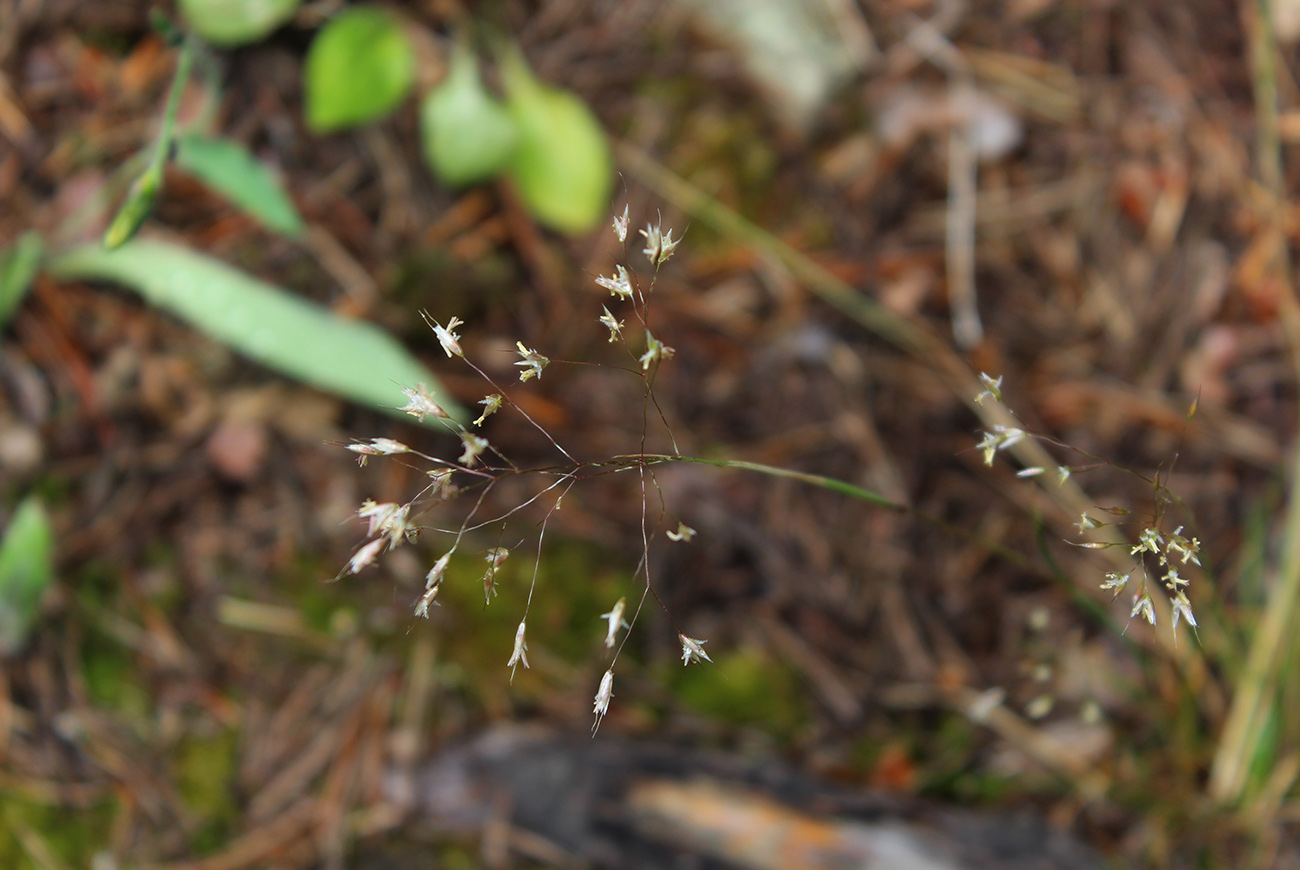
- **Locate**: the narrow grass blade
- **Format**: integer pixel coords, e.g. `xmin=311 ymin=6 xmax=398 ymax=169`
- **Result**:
xmin=664 ymin=454 xmax=904 ymax=510
xmin=639 ymin=454 xmax=1044 ymax=576
xmin=1209 ymin=0 xmax=1300 ymax=805
xmin=0 ymin=496 xmax=54 ymax=656
xmin=47 ymin=238 xmax=464 ymax=422
xmin=0 ymin=232 xmax=43 ymax=327
xmin=104 ymin=38 xmax=195 ymax=249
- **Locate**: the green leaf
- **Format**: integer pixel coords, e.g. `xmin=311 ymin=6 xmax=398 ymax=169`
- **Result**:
xmin=419 ymin=44 xmax=518 ymax=187
xmin=104 ymin=163 xmax=164 ymax=250
xmin=175 ymin=134 xmax=304 ymax=236
xmin=47 ymin=239 xmax=464 ymax=422
xmin=304 ymin=7 xmax=414 ymax=133
xmin=0 ymin=232 xmax=43 ymax=328
xmin=179 ymin=0 xmax=302 ymax=47
xmin=104 ymin=39 xmax=196 ymax=250
xmin=0 ymin=496 xmax=54 ymax=656
xmin=500 ymin=46 xmax=612 ymax=234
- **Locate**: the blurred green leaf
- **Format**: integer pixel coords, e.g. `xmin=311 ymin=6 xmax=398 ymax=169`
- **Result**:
xmin=419 ymin=43 xmax=518 ymax=187
xmin=500 ymin=46 xmax=612 ymax=234
xmin=304 ymin=6 xmax=413 ymax=132
xmin=0 ymin=232 xmax=43 ymax=328
xmin=0 ymin=496 xmax=54 ymax=656
xmin=103 ymin=164 xmax=164 ymax=250
xmin=176 ymin=134 xmax=304 ymax=236
xmin=179 ymin=0 xmax=302 ymax=47
xmin=104 ymin=39 xmax=196 ymax=250
xmin=47 ymin=238 xmax=464 ymax=422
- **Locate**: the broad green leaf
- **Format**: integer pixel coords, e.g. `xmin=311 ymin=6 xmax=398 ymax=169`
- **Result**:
xmin=0 ymin=232 xmax=43 ymax=328
xmin=419 ymin=44 xmax=518 ymax=187
xmin=176 ymin=134 xmax=304 ymax=236
xmin=500 ymin=46 xmax=612 ymax=234
xmin=0 ymin=496 xmax=54 ymax=656
xmin=304 ymin=7 xmax=414 ymax=132
xmin=179 ymin=0 xmax=302 ymax=47
xmin=47 ymin=239 xmax=464 ymax=422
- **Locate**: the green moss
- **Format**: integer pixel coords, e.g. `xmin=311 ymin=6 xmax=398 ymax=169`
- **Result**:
xmin=176 ymin=728 xmax=239 ymax=853
xmin=631 ymin=74 xmax=780 ymax=255
xmin=438 ymin=842 xmax=482 ymax=870
xmin=920 ymin=713 xmax=1013 ymax=803
xmin=80 ymin=632 xmax=151 ymax=718
xmin=296 ymin=583 xmax=355 ymax=636
xmin=278 ymin=553 xmax=360 ymax=635
xmin=0 ymin=794 xmax=115 ymax=868
xmin=945 ymin=769 xmax=1014 ymax=803
xmin=74 ymin=561 xmax=120 ymax=609
xmin=664 ymin=646 xmax=808 ymax=738
xmin=3 ymin=476 xmax=69 ymax=517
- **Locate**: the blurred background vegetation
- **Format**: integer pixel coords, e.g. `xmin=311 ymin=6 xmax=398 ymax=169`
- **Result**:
xmin=2 ymin=0 xmax=1300 ymax=867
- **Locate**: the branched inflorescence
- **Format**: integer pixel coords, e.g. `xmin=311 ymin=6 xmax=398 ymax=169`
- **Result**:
xmin=973 ymin=373 xmax=1200 ymax=643
xmin=335 ymin=207 xmax=709 ymax=732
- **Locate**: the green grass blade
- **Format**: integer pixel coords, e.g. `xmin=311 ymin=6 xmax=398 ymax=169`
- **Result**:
xmin=47 ymin=238 xmax=464 ymax=422
xmin=664 ymin=454 xmax=904 ymax=510
xmin=104 ymin=38 xmax=195 ymax=250
xmin=0 ymin=496 xmax=54 ymax=656
xmin=0 ymin=232 xmax=43 ymax=328
xmin=639 ymin=454 xmax=1044 ymax=576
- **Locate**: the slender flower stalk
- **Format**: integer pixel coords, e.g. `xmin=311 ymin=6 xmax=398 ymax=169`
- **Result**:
xmin=974 ymin=374 xmax=1201 ymax=641
xmin=339 ymin=213 xmax=706 ymax=727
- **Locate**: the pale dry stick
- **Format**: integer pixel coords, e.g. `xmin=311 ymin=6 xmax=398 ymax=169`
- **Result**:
xmin=906 ymin=171 xmax=1099 ymax=238
xmin=143 ymin=797 xmax=318 ymax=870
xmin=824 ymin=0 xmax=879 ymax=62
xmin=882 ymin=0 xmax=964 ymax=77
xmin=215 ymin=597 xmax=334 ymax=651
xmin=302 ymin=225 xmax=379 ymax=308
xmin=387 ymin=633 xmax=436 ymax=811
xmin=0 ymin=71 xmax=34 ymax=148
xmin=11 ymin=823 xmax=73 ymax=870
xmin=964 ymin=48 xmax=1083 ymax=124
xmin=952 ymin=685 xmax=1110 ymax=799
xmin=1209 ymin=0 xmax=1300 ymax=807
xmin=878 ymin=681 xmax=1110 ymax=798
xmin=946 ymin=78 xmax=982 ymax=348
xmin=902 ymin=12 xmax=983 ymax=347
